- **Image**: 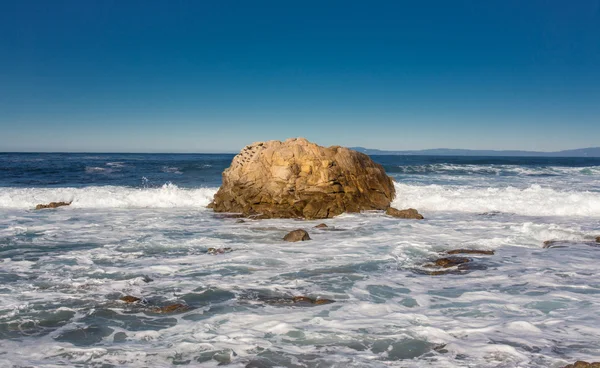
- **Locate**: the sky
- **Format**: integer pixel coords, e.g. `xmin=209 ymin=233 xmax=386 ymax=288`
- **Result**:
xmin=1 ymin=0 xmax=599 ymax=153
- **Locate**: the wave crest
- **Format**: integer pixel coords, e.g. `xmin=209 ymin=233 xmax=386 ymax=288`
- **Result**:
xmin=392 ymin=183 xmax=600 ymax=217
xmin=0 ymin=184 xmax=217 ymax=209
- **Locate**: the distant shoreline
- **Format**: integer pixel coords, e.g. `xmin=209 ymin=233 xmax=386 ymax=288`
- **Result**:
xmin=352 ymin=147 xmax=600 ymax=158
xmin=2 ymin=146 xmax=600 ymax=157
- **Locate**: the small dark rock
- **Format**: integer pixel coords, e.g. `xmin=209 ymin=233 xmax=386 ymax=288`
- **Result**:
xmin=142 ymin=275 xmax=153 ymax=283
xmin=236 ymin=219 xmax=245 ymax=223
xmin=314 ymin=223 xmax=328 ymax=228
xmin=207 ymin=247 xmax=233 ymax=255
xmin=447 ymin=249 xmax=495 ymax=255
xmin=386 ymin=207 xmax=424 ymax=219
xmin=432 ymin=257 xmax=470 ymax=268
xmin=596 ymin=236 xmax=600 ymax=243
xmin=120 ymin=296 xmax=141 ymax=303
xmin=35 ymin=201 xmax=71 ymax=210
xmin=562 ymin=361 xmax=600 ymax=368
xmin=283 ymin=229 xmax=311 ymax=242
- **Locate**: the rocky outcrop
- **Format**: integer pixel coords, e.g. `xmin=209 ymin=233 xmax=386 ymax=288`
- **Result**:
xmin=120 ymin=296 xmax=142 ymax=303
xmin=151 ymin=303 xmax=190 ymax=314
xmin=283 ymin=229 xmax=311 ymax=242
xmin=562 ymin=362 xmax=600 ymax=368
xmin=35 ymin=201 xmax=71 ymax=210
xmin=386 ymin=207 xmax=424 ymax=219
xmin=209 ymin=138 xmax=395 ymax=219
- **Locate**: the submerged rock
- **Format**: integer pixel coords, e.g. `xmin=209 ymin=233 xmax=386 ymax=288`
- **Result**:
xmin=543 ymin=240 xmax=600 ymax=249
xmin=562 ymin=361 xmax=600 ymax=368
xmin=119 ymin=296 xmax=142 ymax=303
xmin=151 ymin=303 xmax=190 ymax=314
xmin=291 ymin=296 xmax=313 ymax=303
xmin=209 ymin=138 xmax=395 ymax=219
xmin=419 ymin=257 xmax=476 ymax=276
xmin=432 ymin=257 xmax=470 ymax=268
xmin=207 ymin=247 xmax=233 ymax=255
xmin=35 ymin=201 xmax=71 ymax=210
xmin=385 ymin=207 xmax=424 ymax=219
xmin=283 ymin=229 xmax=311 ymax=242
xmin=314 ymin=223 xmax=328 ymax=228
xmin=447 ymin=249 xmax=495 ymax=255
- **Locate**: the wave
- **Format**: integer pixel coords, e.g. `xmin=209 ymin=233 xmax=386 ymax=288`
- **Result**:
xmin=391 ymin=164 xmax=600 ymax=177
xmin=0 ymin=184 xmax=217 ymax=209
xmin=161 ymin=166 xmax=183 ymax=174
xmin=2 ymin=182 xmax=599 ymax=217
xmin=392 ymin=183 xmax=600 ymax=217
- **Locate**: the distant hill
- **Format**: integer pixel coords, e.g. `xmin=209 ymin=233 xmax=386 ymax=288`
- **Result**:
xmin=351 ymin=147 xmax=600 ymax=157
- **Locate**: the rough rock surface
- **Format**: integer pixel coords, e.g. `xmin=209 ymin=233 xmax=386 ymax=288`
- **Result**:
xmin=386 ymin=207 xmax=424 ymax=219
xmin=209 ymin=138 xmax=395 ymax=219
xmin=562 ymin=362 xmax=600 ymax=368
xmin=120 ymin=296 xmax=141 ymax=303
xmin=283 ymin=229 xmax=311 ymax=242
xmin=35 ymin=201 xmax=71 ymax=210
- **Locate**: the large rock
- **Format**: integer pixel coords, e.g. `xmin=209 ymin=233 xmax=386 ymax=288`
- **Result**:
xmin=210 ymin=138 xmax=395 ymax=219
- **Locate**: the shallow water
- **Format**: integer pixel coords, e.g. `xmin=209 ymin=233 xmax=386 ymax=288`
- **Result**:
xmin=1 ymin=153 xmax=599 ymax=367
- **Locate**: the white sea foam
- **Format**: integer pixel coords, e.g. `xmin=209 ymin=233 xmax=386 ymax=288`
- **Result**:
xmin=397 ymin=163 xmax=600 ymax=177
xmin=161 ymin=166 xmax=183 ymax=174
xmin=392 ymin=183 xmax=600 ymax=217
xmin=0 ymin=184 xmax=217 ymax=209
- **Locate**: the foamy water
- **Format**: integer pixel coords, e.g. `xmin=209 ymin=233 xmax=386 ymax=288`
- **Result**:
xmin=1 ymin=153 xmax=599 ymax=367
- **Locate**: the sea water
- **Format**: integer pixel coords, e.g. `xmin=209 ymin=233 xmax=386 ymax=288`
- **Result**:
xmin=1 ymin=153 xmax=599 ymax=367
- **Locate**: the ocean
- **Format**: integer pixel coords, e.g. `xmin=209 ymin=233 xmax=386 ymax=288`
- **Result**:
xmin=1 ymin=152 xmax=599 ymax=367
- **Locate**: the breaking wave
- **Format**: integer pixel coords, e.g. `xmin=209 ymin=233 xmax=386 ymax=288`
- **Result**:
xmin=392 ymin=183 xmax=600 ymax=217
xmin=0 ymin=183 xmax=217 ymax=209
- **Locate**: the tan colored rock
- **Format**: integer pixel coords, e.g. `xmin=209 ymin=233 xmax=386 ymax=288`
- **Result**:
xmin=283 ymin=229 xmax=311 ymax=242
xmin=562 ymin=361 xmax=600 ymax=368
xmin=210 ymin=138 xmax=395 ymax=219
xmin=291 ymin=296 xmax=313 ymax=303
xmin=151 ymin=303 xmax=190 ymax=314
xmin=314 ymin=223 xmax=328 ymax=228
xmin=35 ymin=201 xmax=71 ymax=210
xmin=386 ymin=207 xmax=424 ymax=219
xmin=120 ymin=296 xmax=141 ymax=303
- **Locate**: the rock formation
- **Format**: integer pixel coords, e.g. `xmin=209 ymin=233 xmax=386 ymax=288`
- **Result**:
xmin=209 ymin=138 xmax=395 ymax=219
xmin=386 ymin=207 xmax=424 ymax=219
xmin=35 ymin=201 xmax=71 ymax=210
xmin=562 ymin=362 xmax=600 ymax=368
xmin=283 ymin=229 xmax=311 ymax=242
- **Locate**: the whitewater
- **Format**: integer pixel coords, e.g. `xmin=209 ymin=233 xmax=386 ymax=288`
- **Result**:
xmin=1 ymin=152 xmax=599 ymax=367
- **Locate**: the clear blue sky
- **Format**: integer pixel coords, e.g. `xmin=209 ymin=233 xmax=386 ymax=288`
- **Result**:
xmin=1 ymin=0 xmax=599 ymax=152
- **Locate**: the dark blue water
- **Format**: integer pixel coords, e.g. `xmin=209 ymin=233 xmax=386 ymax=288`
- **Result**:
xmin=2 ymin=152 xmax=599 ymax=189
